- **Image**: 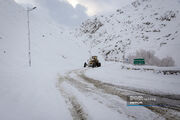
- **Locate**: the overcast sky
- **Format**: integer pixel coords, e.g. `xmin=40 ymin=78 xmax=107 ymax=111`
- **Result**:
xmin=14 ymin=0 xmax=133 ymax=27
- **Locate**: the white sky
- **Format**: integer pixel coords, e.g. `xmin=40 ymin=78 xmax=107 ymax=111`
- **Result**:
xmin=14 ymin=0 xmax=132 ymax=16
xmin=14 ymin=0 xmax=133 ymax=27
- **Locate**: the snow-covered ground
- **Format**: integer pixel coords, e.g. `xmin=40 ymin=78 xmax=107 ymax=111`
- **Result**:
xmin=85 ymin=63 xmax=180 ymax=95
xmin=58 ymin=64 xmax=180 ymax=120
xmin=0 ymin=0 xmax=88 ymax=120
xmin=1 ymin=0 xmax=180 ymax=120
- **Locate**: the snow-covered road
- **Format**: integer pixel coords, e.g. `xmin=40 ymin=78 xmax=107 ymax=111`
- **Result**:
xmin=58 ymin=65 xmax=180 ymax=120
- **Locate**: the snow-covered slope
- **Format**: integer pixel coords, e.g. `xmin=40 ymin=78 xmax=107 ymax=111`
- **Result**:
xmin=75 ymin=0 xmax=180 ymax=66
xmin=0 ymin=0 xmax=88 ymax=120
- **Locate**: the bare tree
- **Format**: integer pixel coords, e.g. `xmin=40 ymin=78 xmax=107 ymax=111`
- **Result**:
xmin=127 ymin=49 xmax=175 ymax=67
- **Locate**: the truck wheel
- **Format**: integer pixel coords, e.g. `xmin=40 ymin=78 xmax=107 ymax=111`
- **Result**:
xmin=97 ymin=63 xmax=101 ymax=67
xmin=99 ymin=63 xmax=101 ymax=67
xmin=84 ymin=62 xmax=87 ymax=67
xmin=92 ymin=63 xmax=96 ymax=68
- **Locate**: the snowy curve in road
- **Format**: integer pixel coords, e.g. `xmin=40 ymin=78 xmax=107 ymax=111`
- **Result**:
xmin=57 ymin=65 xmax=180 ymax=120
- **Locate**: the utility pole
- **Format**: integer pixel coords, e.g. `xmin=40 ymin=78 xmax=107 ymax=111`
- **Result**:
xmin=26 ymin=7 xmax=36 ymax=67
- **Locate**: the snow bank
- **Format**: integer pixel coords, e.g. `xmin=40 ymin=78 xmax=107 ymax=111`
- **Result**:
xmin=0 ymin=0 xmax=88 ymax=120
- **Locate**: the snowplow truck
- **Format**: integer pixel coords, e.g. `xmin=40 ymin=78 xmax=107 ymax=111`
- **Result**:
xmin=84 ymin=56 xmax=101 ymax=68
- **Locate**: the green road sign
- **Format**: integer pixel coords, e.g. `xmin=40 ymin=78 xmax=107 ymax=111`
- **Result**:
xmin=134 ymin=58 xmax=145 ymax=65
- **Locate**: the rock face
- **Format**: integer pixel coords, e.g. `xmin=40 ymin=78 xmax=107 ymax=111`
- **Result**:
xmin=75 ymin=0 xmax=180 ymax=66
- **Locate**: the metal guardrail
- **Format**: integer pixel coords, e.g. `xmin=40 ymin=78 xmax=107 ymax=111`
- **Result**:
xmin=122 ymin=65 xmax=180 ymax=75
xmin=161 ymin=70 xmax=180 ymax=75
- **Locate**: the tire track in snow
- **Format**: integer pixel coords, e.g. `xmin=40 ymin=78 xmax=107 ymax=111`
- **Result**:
xmin=58 ymin=77 xmax=88 ymax=120
xmin=58 ymin=68 xmax=180 ymax=120
xmin=76 ymin=69 xmax=180 ymax=120
xmin=63 ymin=69 xmax=164 ymax=120
xmin=65 ymin=76 xmax=141 ymax=119
xmin=59 ymin=71 xmax=143 ymax=120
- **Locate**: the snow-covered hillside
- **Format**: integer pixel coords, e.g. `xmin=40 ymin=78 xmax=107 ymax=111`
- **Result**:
xmin=75 ymin=0 xmax=180 ymax=66
xmin=0 ymin=0 xmax=88 ymax=120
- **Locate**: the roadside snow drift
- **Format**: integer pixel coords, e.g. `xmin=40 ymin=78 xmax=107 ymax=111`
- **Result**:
xmin=0 ymin=0 xmax=88 ymax=120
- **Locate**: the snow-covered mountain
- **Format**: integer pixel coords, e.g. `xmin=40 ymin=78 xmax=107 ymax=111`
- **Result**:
xmin=75 ymin=0 xmax=180 ymax=66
